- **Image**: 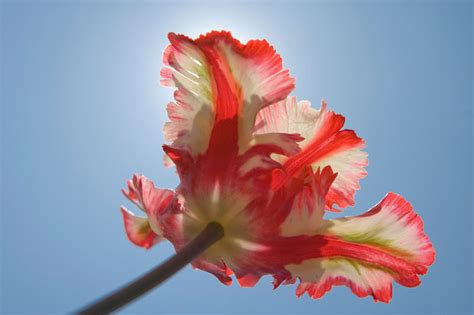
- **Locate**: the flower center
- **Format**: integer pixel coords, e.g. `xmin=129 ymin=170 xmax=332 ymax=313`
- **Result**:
xmin=181 ymin=183 xmax=253 ymax=259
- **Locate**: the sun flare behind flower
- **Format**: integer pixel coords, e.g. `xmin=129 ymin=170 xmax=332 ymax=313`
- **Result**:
xmin=121 ymin=30 xmax=435 ymax=303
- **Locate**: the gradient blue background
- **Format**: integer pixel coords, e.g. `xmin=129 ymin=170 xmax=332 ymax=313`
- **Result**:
xmin=1 ymin=1 xmax=472 ymax=314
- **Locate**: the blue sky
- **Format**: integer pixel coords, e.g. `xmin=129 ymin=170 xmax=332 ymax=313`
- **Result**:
xmin=1 ymin=1 xmax=472 ymax=314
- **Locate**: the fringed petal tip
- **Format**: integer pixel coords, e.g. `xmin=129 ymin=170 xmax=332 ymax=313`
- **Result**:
xmin=162 ymin=30 xmax=295 ymax=99
xmin=121 ymin=173 xmax=150 ymax=208
xmin=295 ymin=275 xmax=394 ymax=303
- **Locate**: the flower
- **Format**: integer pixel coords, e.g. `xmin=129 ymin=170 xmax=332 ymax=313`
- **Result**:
xmin=121 ymin=31 xmax=435 ymax=302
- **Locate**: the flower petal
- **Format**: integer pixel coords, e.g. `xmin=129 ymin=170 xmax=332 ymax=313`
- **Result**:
xmin=161 ymin=31 xmax=295 ymax=163
xmin=279 ymin=166 xmax=337 ymax=237
xmin=280 ymin=193 xmax=435 ymax=302
xmin=258 ymin=96 xmax=368 ymax=210
xmin=122 ymin=174 xmax=174 ymax=235
xmin=191 ymin=258 xmax=233 ymax=286
xmin=161 ymin=33 xmax=214 ymax=158
xmin=120 ymin=206 xmax=161 ymax=249
xmin=221 ymin=193 xmax=433 ymax=302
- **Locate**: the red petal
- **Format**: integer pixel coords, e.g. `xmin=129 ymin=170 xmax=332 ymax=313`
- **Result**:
xmin=240 ymin=193 xmax=434 ymax=302
xmin=190 ymin=258 xmax=233 ymax=286
xmin=279 ymin=166 xmax=337 ymax=237
xmin=121 ymin=207 xmax=161 ymax=249
xmin=161 ymin=31 xmax=295 ymax=165
xmin=122 ymin=174 xmax=175 ymax=237
xmin=258 ymin=97 xmax=367 ymax=210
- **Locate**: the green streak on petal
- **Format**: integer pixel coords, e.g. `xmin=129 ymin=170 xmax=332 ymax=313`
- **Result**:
xmin=340 ymin=233 xmax=413 ymax=259
xmin=347 ymin=258 xmax=362 ymax=276
xmin=138 ymin=221 xmax=151 ymax=235
xmin=341 ymin=233 xmax=393 ymax=248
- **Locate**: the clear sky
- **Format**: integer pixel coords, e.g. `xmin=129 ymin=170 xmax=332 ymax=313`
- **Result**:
xmin=1 ymin=1 xmax=472 ymax=314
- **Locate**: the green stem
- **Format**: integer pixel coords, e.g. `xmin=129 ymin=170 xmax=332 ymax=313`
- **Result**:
xmin=75 ymin=222 xmax=224 ymax=314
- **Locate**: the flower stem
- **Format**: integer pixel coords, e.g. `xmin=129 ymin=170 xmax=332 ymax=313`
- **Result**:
xmin=75 ymin=222 xmax=224 ymax=314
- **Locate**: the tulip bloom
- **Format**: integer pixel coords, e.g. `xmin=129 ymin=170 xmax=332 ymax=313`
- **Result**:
xmin=121 ymin=31 xmax=434 ymax=302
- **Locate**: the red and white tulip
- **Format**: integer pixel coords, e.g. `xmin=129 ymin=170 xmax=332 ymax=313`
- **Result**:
xmin=121 ymin=31 xmax=434 ymax=302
